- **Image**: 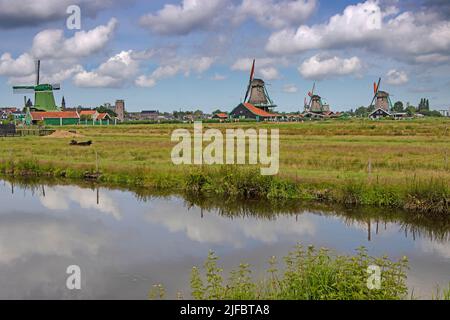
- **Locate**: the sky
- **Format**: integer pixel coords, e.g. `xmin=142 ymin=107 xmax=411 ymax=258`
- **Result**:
xmin=0 ymin=0 xmax=449 ymax=113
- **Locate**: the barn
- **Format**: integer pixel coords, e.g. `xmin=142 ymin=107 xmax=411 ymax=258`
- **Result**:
xmin=230 ymin=102 xmax=278 ymax=122
xmin=28 ymin=111 xmax=80 ymax=126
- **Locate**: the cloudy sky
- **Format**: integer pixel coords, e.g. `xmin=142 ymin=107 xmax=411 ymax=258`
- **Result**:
xmin=0 ymin=0 xmax=449 ymax=112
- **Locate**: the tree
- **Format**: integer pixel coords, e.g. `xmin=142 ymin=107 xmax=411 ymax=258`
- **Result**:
xmin=355 ymin=106 xmax=369 ymax=117
xmin=418 ymin=98 xmax=430 ymax=112
xmin=392 ymin=101 xmax=404 ymax=113
xmin=96 ymin=105 xmax=117 ymax=118
xmin=406 ymin=105 xmax=417 ymax=116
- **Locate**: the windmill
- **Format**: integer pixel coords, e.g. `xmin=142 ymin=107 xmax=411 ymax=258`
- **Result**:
xmin=243 ymin=59 xmax=276 ymax=112
xmin=305 ymin=82 xmax=329 ymax=113
xmin=369 ymin=78 xmax=393 ymax=111
xmin=12 ymin=60 xmax=61 ymax=112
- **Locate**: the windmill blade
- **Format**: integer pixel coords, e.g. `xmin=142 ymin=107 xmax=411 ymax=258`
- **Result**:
xmin=13 ymin=86 xmax=35 ymax=94
xmin=311 ymin=82 xmax=316 ymax=96
xmin=243 ymin=83 xmax=251 ymax=103
xmin=369 ymin=94 xmax=377 ymax=107
xmin=243 ymin=59 xmax=255 ymax=102
xmin=36 ymin=60 xmax=41 ymax=85
xmin=375 ymin=78 xmax=381 ymax=94
xmin=52 ymin=84 xmax=61 ymax=90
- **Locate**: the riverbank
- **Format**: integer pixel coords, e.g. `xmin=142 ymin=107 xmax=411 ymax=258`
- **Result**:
xmin=0 ymin=119 xmax=449 ymax=215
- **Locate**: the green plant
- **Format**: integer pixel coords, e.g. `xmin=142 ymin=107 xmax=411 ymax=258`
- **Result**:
xmin=189 ymin=245 xmax=409 ymax=300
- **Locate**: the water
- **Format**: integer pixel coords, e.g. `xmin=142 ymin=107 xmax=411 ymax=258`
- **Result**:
xmin=0 ymin=180 xmax=448 ymax=299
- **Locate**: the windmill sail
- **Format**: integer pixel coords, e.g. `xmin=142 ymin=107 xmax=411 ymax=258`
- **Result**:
xmin=370 ymin=78 xmax=382 ymax=107
xmin=13 ymin=86 xmax=36 ymax=94
xmin=244 ymin=59 xmax=255 ymax=103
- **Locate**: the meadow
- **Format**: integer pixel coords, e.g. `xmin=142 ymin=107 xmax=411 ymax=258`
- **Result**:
xmin=0 ymin=118 xmax=449 ymax=215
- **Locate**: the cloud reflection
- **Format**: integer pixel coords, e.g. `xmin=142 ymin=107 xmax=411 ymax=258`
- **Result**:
xmin=39 ymin=186 xmax=122 ymax=220
xmin=145 ymin=200 xmax=316 ymax=248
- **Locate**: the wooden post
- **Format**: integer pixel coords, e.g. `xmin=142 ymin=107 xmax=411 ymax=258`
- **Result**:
xmin=445 ymin=151 xmax=448 ymax=170
xmin=95 ymin=149 xmax=99 ymax=174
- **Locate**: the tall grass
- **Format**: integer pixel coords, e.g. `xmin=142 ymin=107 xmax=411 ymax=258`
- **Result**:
xmin=0 ymin=119 xmax=449 ymax=215
xmin=188 ymin=245 xmax=409 ymax=300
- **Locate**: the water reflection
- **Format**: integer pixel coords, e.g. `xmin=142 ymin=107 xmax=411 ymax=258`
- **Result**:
xmin=0 ymin=178 xmax=448 ymax=299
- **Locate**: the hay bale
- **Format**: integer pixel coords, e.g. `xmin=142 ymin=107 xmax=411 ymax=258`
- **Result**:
xmin=44 ymin=130 xmax=84 ymax=138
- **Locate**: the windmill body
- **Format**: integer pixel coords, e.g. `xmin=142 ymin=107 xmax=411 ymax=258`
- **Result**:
xmin=305 ymin=83 xmax=331 ymax=114
xmin=12 ymin=60 xmax=61 ymax=112
xmin=374 ymin=91 xmax=391 ymax=111
xmin=369 ymin=78 xmax=393 ymax=112
xmin=247 ymin=78 xmax=277 ymax=112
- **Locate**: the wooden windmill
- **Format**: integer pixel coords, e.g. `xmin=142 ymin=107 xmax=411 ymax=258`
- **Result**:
xmin=305 ymin=82 xmax=329 ymax=113
xmin=12 ymin=60 xmax=61 ymax=112
xmin=369 ymin=78 xmax=393 ymax=111
xmin=243 ymin=59 xmax=277 ymax=112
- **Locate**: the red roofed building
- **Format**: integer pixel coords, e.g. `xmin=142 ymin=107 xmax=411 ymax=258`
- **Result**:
xmin=79 ymin=110 xmax=113 ymax=125
xmin=212 ymin=113 xmax=229 ymax=121
xmin=230 ymin=102 xmax=278 ymax=121
xmin=28 ymin=111 xmax=80 ymax=126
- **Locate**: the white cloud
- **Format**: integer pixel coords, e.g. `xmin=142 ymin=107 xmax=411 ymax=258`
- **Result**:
xmin=0 ymin=53 xmax=34 ymax=77
xmin=299 ymin=55 xmax=363 ymax=80
xmin=0 ymin=19 xmax=119 ymax=86
xmin=266 ymin=0 xmax=450 ymax=65
xmin=135 ymin=56 xmax=215 ymax=88
xmin=386 ymin=69 xmax=409 ymax=85
xmin=260 ymin=67 xmax=280 ymax=80
xmin=231 ymin=58 xmax=276 ymax=71
xmin=236 ymin=0 xmax=317 ymax=29
xmin=73 ymin=50 xmax=140 ymax=88
xmin=283 ymin=84 xmax=298 ymax=93
xmin=0 ymin=0 xmax=120 ymax=28
xmin=32 ymin=18 xmax=118 ymax=59
xmin=267 ymin=1 xmax=383 ymax=54
xmin=231 ymin=57 xmax=284 ymax=80
xmin=140 ymin=0 xmax=228 ymax=35
xmin=211 ymin=73 xmax=227 ymax=81
xmin=135 ymin=75 xmax=157 ymax=88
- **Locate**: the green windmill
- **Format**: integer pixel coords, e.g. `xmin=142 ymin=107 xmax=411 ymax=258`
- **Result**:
xmin=12 ymin=60 xmax=61 ymax=112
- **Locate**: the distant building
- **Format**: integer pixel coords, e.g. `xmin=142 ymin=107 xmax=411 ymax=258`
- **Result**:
xmin=369 ymin=108 xmax=391 ymax=119
xmin=212 ymin=113 xmax=228 ymax=120
xmin=115 ymin=100 xmax=125 ymax=122
xmin=439 ymin=108 xmax=449 ymax=117
xmin=230 ymin=102 xmax=278 ymax=121
xmin=125 ymin=110 xmax=168 ymax=121
xmin=79 ymin=110 xmax=114 ymax=125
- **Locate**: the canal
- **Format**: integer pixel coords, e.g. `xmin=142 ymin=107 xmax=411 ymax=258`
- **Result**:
xmin=0 ymin=180 xmax=448 ymax=299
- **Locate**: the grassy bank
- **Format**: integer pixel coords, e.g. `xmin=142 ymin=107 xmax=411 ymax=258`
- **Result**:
xmin=0 ymin=118 xmax=449 ymax=215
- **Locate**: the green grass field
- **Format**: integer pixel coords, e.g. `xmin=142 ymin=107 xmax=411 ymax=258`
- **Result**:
xmin=0 ymin=118 xmax=449 ymax=214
